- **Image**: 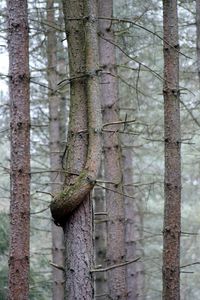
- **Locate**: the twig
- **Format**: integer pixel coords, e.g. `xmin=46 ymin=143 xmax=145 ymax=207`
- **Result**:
xmin=36 ymin=190 xmax=54 ymax=197
xmin=180 ymin=262 xmax=200 ymax=269
xmin=30 ymin=205 xmax=50 ymax=215
xmin=98 ymin=16 xmax=191 ymax=59
xmin=99 ymin=34 xmax=165 ymax=82
xmin=90 ymin=257 xmax=141 ymax=273
xmin=49 ymin=262 xmax=65 ymax=272
xmin=102 ymin=119 xmax=135 ymax=128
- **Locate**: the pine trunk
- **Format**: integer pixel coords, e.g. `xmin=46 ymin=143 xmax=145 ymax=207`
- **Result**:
xmin=98 ymin=1 xmax=126 ymax=298
xmin=122 ymin=139 xmax=144 ymax=300
xmin=162 ymin=1 xmax=181 ymax=299
xmin=46 ymin=1 xmax=65 ymax=299
xmin=196 ymin=0 xmax=200 ymax=85
xmin=58 ymin=0 xmax=101 ymax=298
xmin=7 ymin=0 xmax=30 ymax=299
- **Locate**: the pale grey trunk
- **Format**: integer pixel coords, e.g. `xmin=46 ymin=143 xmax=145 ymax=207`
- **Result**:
xmin=196 ymin=0 xmax=200 ymax=85
xmin=7 ymin=0 xmax=30 ymax=299
xmin=93 ymin=165 xmax=108 ymax=298
xmin=162 ymin=1 xmax=181 ymax=299
xmin=122 ymin=139 xmax=144 ymax=300
xmin=98 ymin=1 xmax=126 ymax=299
xmin=46 ymin=0 xmax=65 ymax=299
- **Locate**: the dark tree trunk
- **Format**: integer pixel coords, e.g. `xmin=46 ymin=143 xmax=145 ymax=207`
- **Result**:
xmin=7 ymin=0 xmax=30 ymax=299
xmin=50 ymin=0 xmax=101 ymax=298
xmin=162 ymin=1 xmax=181 ymax=299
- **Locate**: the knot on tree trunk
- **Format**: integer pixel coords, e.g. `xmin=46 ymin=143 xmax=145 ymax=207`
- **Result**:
xmin=50 ymin=171 xmax=96 ymax=227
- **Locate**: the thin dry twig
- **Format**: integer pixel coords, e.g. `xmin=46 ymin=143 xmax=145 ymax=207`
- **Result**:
xmin=90 ymin=257 xmax=141 ymax=273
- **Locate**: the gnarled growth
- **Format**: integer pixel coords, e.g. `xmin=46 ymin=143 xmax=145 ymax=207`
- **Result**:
xmin=50 ymin=0 xmax=102 ymax=227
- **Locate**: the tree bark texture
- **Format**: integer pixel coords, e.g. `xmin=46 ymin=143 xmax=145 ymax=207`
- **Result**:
xmin=162 ymin=1 xmax=181 ymax=299
xmin=7 ymin=0 xmax=30 ymax=299
xmin=46 ymin=1 xmax=65 ymax=299
xmin=196 ymin=0 xmax=200 ymax=86
xmin=93 ymin=166 xmax=108 ymax=299
xmin=50 ymin=0 xmax=102 ymax=227
xmin=50 ymin=0 xmax=101 ymax=299
xmin=98 ymin=1 xmax=126 ymax=298
xmin=122 ymin=139 xmax=144 ymax=300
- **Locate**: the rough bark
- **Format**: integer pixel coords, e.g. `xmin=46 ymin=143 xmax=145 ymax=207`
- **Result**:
xmin=93 ymin=165 xmax=108 ymax=299
xmin=46 ymin=0 xmax=65 ymax=299
xmin=7 ymin=0 xmax=30 ymax=299
xmin=162 ymin=1 xmax=181 ymax=299
xmin=122 ymin=139 xmax=144 ymax=300
xmin=50 ymin=0 xmax=102 ymax=227
xmin=98 ymin=1 xmax=126 ymax=298
xmin=50 ymin=0 xmax=101 ymax=299
xmin=196 ymin=0 xmax=200 ymax=85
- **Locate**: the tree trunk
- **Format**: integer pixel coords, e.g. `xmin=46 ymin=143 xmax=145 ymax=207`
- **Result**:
xmin=50 ymin=0 xmax=101 ymax=298
xmin=98 ymin=1 xmax=126 ymax=298
xmin=122 ymin=138 xmax=144 ymax=300
xmin=162 ymin=1 xmax=181 ymax=299
xmin=196 ymin=0 xmax=200 ymax=85
xmin=94 ymin=165 xmax=108 ymax=299
xmin=46 ymin=1 xmax=65 ymax=299
xmin=7 ymin=0 xmax=30 ymax=299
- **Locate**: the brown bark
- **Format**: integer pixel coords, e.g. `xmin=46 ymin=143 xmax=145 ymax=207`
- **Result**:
xmin=98 ymin=1 xmax=126 ymax=298
xmin=162 ymin=1 xmax=181 ymax=299
xmin=7 ymin=0 xmax=30 ymax=299
xmin=50 ymin=0 xmax=101 ymax=299
xmin=50 ymin=0 xmax=102 ymax=227
xmin=196 ymin=0 xmax=200 ymax=85
xmin=46 ymin=0 xmax=65 ymax=299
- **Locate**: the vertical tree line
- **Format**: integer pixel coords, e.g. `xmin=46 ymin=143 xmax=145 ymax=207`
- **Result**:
xmin=162 ymin=0 xmax=181 ymax=299
xmin=7 ymin=0 xmax=30 ymax=299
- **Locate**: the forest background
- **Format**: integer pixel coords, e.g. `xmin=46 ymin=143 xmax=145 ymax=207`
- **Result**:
xmin=0 ymin=0 xmax=200 ymax=299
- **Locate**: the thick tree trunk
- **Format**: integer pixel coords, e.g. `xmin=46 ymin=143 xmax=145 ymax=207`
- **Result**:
xmin=98 ymin=1 xmax=126 ymax=299
xmin=46 ymin=1 xmax=65 ymax=299
xmin=62 ymin=2 xmax=91 ymax=298
xmin=7 ymin=0 xmax=30 ymax=299
xmin=196 ymin=0 xmax=200 ymax=85
xmin=162 ymin=1 xmax=181 ymax=299
xmin=51 ymin=0 xmax=101 ymax=298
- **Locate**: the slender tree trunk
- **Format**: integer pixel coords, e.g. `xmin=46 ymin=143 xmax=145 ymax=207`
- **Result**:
xmin=122 ymin=139 xmax=144 ymax=300
xmin=46 ymin=1 xmax=65 ymax=299
xmin=94 ymin=165 xmax=108 ymax=298
xmin=7 ymin=0 xmax=30 ymax=299
xmin=162 ymin=1 xmax=181 ymax=299
xmin=196 ymin=0 xmax=200 ymax=85
xmin=98 ymin=1 xmax=126 ymax=298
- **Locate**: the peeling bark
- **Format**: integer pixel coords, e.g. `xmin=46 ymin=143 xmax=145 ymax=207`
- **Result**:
xmin=7 ymin=0 xmax=30 ymax=299
xmin=162 ymin=1 xmax=181 ymax=299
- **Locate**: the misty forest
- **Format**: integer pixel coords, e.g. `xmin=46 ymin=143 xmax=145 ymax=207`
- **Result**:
xmin=0 ymin=0 xmax=200 ymax=299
